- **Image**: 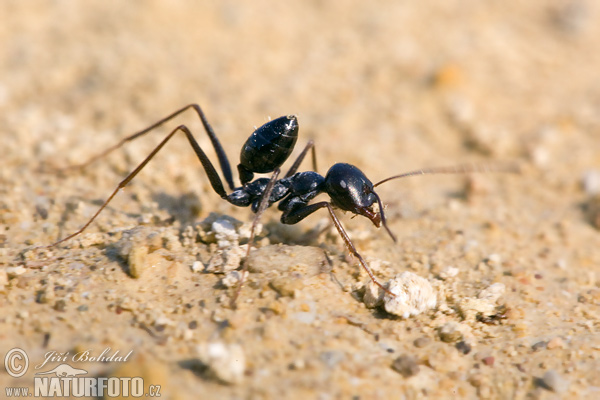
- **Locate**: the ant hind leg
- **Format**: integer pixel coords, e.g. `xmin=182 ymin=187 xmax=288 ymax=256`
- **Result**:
xmin=52 ymin=104 xmax=236 ymax=191
xmin=47 ymin=124 xmax=229 ymax=248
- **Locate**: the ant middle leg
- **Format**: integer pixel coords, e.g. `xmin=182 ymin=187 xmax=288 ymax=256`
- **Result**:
xmin=48 ymin=124 xmax=229 ymax=248
xmin=231 ymin=168 xmax=281 ymax=307
xmin=284 ymin=140 xmax=317 ymax=177
xmin=281 ymin=202 xmax=394 ymax=296
xmin=56 ymin=104 xmax=236 ymax=191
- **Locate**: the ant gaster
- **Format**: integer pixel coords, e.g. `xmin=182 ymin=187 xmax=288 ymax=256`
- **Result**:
xmin=47 ymin=104 xmax=515 ymax=306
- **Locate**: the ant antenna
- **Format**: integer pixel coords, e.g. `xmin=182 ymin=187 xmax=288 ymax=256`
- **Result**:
xmin=374 ymin=162 xmax=520 ymax=187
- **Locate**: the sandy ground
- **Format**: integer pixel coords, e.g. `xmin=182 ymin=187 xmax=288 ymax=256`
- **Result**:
xmin=1 ymin=1 xmax=600 ymax=399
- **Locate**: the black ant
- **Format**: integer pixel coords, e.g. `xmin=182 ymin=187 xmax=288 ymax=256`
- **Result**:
xmin=46 ymin=104 xmax=516 ymax=305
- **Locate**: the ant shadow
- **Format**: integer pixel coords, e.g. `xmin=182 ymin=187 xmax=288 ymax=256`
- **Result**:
xmin=151 ymin=191 xmax=203 ymax=226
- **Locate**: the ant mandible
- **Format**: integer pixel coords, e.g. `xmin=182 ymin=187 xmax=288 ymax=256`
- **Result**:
xmin=47 ymin=104 xmax=512 ymax=305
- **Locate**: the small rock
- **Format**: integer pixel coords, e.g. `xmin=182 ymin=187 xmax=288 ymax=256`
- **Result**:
xmin=6 ymin=265 xmax=26 ymax=277
xmin=538 ymin=369 xmax=568 ymax=393
xmin=127 ymin=245 xmax=149 ymax=278
xmin=153 ymin=315 xmax=175 ymax=329
xmin=546 ymin=337 xmax=565 ymax=350
xmin=212 ymin=219 xmax=239 ymax=248
xmin=485 ymin=254 xmax=502 ymax=267
xmin=531 ymin=341 xmax=547 ymax=351
xmin=113 ymin=226 xmax=173 ymax=278
xmin=198 ymin=213 xmax=245 ymax=244
xmin=288 ymin=359 xmax=305 ymax=370
xmin=196 ymin=341 xmax=246 ymax=384
xmin=270 ymin=276 xmax=304 ymax=297
xmin=482 ymin=356 xmax=495 ymax=366
xmin=383 ymin=272 xmax=437 ymax=318
xmin=582 ymin=169 xmax=600 ymax=195
xmin=363 ymin=280 xmax=384 ymax=308
xmin=477 ymin=283 xmax=505 ymax=303
xmin=221 ymin=270 xmax=245 ymax=288
xmin=191 ymin=261 xmax=203 ymax=273
xmin=457 ymin=297 xmax=497 ymax=322
xmin=206 ymin=245 xmax=246 ymax=273
xmin=438 ymin=322 xmax=463 ymax=343
xmin=413 ymin=337 xmax=431 ymax=348
xmin=391 ymin=355 xmax=420 ymax=378
xmin=37 ymin=286 xmax=56 ymax=304
xmin=456 ymin=341 xmax=472 ymax=355
xmin=439 ymin=266 xmax=459 ymax=280
xmin=54 ymin=299 xmax=66 ymax=312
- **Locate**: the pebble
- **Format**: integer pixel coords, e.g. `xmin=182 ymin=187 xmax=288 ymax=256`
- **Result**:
xmin=206 ymin=246 xmax=246 ymax=273
xmin=36 ymin=285 xmax=56 ymax=304
xmin=485 ymin=254 xmax=502 ymax=267
xmin=127 ymin=245 xmax=149 ymax=278
xmin=16 ymin=310 xmax=29 ymax=319
xmin=439 ymin=266 xmax=459 ymax=280
xmin=196 ymin=341 xmax=246 ymax=384
xmin=482 ymin=356 xmax=495 ymax=366
xmin=438 ymin=322 xmax=463 ymax=343
xmin=413 ymin=337 xmax=431 ymax=348
xmin=212 ymin=219 xmax=239 ymax=247
xmin=54 ymin=299 xmax=66 ymax=312
xmin=457 ymin=297 xmax=497 ymax=322
xmin=113 ymin=226 xmax=173 ymax=278
xmin=477 ymin=283 xmax=505 ymax=303
xmin=582 ymin=169 xmax=600 ymax=195
xmin=270 ymin=275 xmax=304 ymax=297
xmin=363 ymin=280 xmax=384 ymax=308
xmin=383 ymin=272 xmax=437 ymax=318
xmin=538 ymin=369 xmax=568 ymax=393
xmin=391 ymin=355 xmax=420 ymax=378
xmin=221 ymin=270 xmax=245 ymax=288
xmin=455 ymin=341 xmax=472 ymax=355
xmin=546 ymin=337 xmax=566 ymax=350
xmin=191 ymin=261 xmax=203 ymax=273
xmin=198 ymin=213 xmax=254 ymax=245
xmin=6 ymin=265 xmax=26 ymax=277
xmin=531 ymin=341 xmax=547 ymax=351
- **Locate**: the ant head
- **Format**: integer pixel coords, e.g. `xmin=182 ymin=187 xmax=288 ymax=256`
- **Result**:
xmin=324 ymin=163 xmax=397 ymax=242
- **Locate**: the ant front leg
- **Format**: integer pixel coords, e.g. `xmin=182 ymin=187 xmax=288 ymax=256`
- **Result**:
xmin=281 ymin=202 xmax=394 ymax=296
xmin=47 ymin=124 xmax=230 ymax=248
xmin=55 ymin=104 xmax=236 ymax=191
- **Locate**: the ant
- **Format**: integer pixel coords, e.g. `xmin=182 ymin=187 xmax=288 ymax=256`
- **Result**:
xmin=46 ymin=104 xmax=516 ymax=306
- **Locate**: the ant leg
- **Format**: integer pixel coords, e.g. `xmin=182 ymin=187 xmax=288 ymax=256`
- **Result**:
xmin=57 ymin=104 xmax=236 ymax=191
xmin=281 ymin=202 xmax=394 ymax=296
xmin=48 ymin=124 xmax=228 ymax=248
xmin=231 ymin=168 xmax=281 ymax=307
xmin=284 ymin=140 xmax=317 ymax=177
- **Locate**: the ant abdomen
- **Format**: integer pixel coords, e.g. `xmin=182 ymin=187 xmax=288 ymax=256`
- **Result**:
xmin=238 ymin=115 xmax=299 ymax=184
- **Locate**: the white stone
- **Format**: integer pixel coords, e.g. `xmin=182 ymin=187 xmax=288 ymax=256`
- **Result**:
xmin=383 ymin=272 xmax=437 ymax=318
xmin=197 ymin=341 xmax=246 ymax=384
